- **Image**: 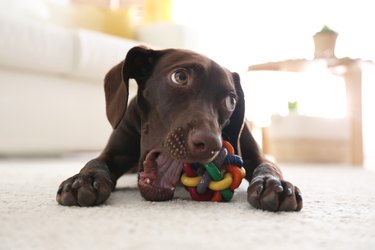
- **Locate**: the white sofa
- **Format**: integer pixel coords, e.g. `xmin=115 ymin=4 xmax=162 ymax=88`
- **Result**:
xmin=0 ymin=14 xmax=140 ymax=156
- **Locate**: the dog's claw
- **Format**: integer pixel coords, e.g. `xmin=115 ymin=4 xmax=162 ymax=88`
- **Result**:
xmin=257 ymin=185 xmax=263 ymax=194
xmin=295 ymin=188 xmax=303 ymax=202
xmin=275 ymin=185 xmax=283 ymax=193
xmin=57 ymin=185 xmax=63 ymax=194
xmin=63 ymin=183 xmax=72 ymax=192
xmin=296 ymin=191 xmax=302 ymax=200
xmin=93 ymin=181 xmax=99 ymax=190
xmin=72 ymin=178 xmax=83 ymax=189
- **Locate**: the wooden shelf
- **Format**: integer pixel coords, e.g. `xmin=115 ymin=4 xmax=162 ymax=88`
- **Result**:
xmin=248 ymin=57 xmax=371 ymax=74
xmin=248 ymin=57 xmax=373 ymax=166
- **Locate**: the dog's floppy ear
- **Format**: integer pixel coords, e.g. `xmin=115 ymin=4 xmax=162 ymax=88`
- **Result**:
xmin=104 ymin=46 xmax=162 ymax=128
xmin=222 ymin=72 xmax=245 ymax=154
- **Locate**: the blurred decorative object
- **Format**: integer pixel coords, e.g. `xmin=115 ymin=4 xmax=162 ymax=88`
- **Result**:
xmin=134 ymin=0 xmax=199 ymax=50
xmin=313 ymin=25 xmax=338 ymax=59
xmin=143 ymin=0 xmax=173 ymax=23
xmin=70 ymin=0 xmax=141 ymax=39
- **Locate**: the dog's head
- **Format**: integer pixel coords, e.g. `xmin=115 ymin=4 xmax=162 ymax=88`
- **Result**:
xmin=105 ymin=46 xmax=245 ymax=201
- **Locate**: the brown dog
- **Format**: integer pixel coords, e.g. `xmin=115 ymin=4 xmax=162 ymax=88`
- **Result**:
xmin=56 ymin=46 xmax=302 ymax=211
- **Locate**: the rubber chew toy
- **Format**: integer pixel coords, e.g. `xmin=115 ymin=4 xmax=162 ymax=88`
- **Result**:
xmin=181 ymin=140 xmax=246 ymax=202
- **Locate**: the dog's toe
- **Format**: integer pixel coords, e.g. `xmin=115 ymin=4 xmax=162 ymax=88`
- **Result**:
xmin=77 ymin=186 xmax=96 ymax=206
xmin=57 ymin=182 xmax=78 ymax=206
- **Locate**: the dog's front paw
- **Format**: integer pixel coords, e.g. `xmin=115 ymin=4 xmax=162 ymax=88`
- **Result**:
xmin=247 ymin=175 xmax=303 ymax=212
xmin=56 ymin=170 xmax=114 ymax=206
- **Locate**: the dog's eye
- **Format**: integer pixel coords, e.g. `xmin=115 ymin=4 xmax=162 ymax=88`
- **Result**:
xmin=224 ymin=95 xmax=236 ymax=112
xmin=171 ymin=69 xmax=189 ymax=85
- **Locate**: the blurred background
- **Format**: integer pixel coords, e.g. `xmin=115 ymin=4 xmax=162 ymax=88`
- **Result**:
xmin=0 ymin=0 xmax=374 ymax=169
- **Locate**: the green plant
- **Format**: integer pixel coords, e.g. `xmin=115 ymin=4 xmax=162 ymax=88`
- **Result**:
xmin=288 ymin=101 xmax=298 ymax=113
xmin=318 ymin=25 xmax=337 ymax=34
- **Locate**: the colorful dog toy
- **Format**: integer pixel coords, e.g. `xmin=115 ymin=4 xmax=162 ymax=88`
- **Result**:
xmin=180 ymin=140 xmax=246 ymax=202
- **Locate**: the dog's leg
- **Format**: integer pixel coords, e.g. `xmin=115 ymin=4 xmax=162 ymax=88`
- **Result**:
xmin=56 ymin=153 xmax=139 ymax=207
xmin=56 ymin=105 xmax=141 ymax=207
xmin=56 ymin=148 xmax=138 ymax=206
xmin=240 ymin=123 xmax=303 ymax=211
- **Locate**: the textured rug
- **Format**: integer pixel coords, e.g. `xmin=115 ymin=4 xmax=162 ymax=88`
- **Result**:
xmin=1 ymin=157 xmax=374 ymax=250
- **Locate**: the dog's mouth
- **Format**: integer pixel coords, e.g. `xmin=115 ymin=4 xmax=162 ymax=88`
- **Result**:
xmin=138 ymin=149 xmax=184 ymax=201
xmin=138 ymin=148 xmax=218 ymax=201
xmin=137 ymin=125 xmax=222 ymax=201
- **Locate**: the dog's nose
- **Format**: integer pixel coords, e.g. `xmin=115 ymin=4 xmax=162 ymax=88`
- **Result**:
xmin=187 ymin=129 xmax=222 ymax=162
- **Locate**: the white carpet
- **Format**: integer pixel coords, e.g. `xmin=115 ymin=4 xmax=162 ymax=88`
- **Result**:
xmin=1 ymin=156 xmax=375 ymax=250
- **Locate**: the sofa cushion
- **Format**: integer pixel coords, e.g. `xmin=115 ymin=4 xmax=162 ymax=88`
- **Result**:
xmin=72 ymin=29 xmax=139 ymax=81
xmin=0 ymin=14 xmax=140 ymax=81
xmin=0 ymin=15 xmax=75 ymax=75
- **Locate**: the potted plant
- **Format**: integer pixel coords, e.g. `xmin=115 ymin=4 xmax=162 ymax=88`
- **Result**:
xmin=313 ymin=25 xmax=338 ymax=58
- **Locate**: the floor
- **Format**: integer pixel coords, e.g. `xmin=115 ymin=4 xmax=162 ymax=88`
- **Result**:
xmin=1 ymin=156 xmax=375 ymax=250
